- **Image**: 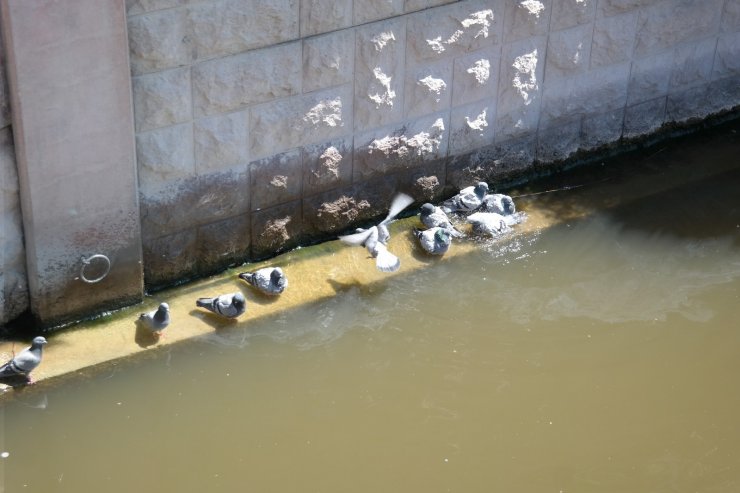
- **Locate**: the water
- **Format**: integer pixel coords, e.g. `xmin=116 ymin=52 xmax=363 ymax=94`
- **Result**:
xmin=2 ymin=123 xmax=740 ymax=492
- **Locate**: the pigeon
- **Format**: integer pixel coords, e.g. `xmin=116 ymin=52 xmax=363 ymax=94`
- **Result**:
xmin=466 ymin=211 xmax=524 ymax=237
xmin=238 ymin=267 xmax=288 ymax=296
xmin=479 ymin=193 xmax=516 ymax=215
xmin=441 ymin=182 xmax=489 ymax=214
xmin=196 ymin=292 xmax=246 ymax=319
xmin=419 ymin=203 xmax=464 ymax=238
xmin=338 ymin=193 xmax=414 ymax=272
xmin=414 ymin=227 xmax=452 ymax=255
xmin=0 ymin=336 xmax=47 ymax=384
xmin=138 ymin=302 xmax=170 ymax=337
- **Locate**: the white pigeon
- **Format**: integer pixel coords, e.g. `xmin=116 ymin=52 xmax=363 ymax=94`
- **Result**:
xmin=0 ymin=336 xmax=47 ymax=384
xmin=441 ymin=182 xmax=489 ymax=214
xmin=138 ymin=302 xmax=170 ymax=337
xmin=196 ymin=292 xmax=247 ymax=319
xmin=479 ymin=193 xmax=516 ymax=216
xmin=239 ymin=267 xmax=287 ymax=295
xmin=419 ymin=203 xmax=464 ymax=237
xmin=338 ymin=192 xmax=414 ymax=272
xmin=467 ymin=211 xmax=525 ymax=237
xmin=414 ymin=227 xmax=452 ymax=255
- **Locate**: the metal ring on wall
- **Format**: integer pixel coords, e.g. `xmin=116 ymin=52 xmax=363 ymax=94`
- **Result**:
xmin=80 ymin=254 xmax=111 ymax=284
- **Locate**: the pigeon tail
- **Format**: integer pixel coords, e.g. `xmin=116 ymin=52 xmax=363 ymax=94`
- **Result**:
xmin=375 ymin=245 xmax=401 ymax=272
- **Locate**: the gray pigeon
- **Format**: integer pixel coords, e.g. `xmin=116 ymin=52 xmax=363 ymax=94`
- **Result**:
xmin=196 ymin=292 xmax=246 ymax=318
xmin=338 ymin=193 xmax=414 ymax=272
xmin=239 ymin=267 xmax=288 ymax=295
xmin=138 ymin=302 xmax=170 ymax=336
xmin=441 ymin=182 xmax=489 ymax=214
xmin=0 ymin=336 xmax=47 ymax=383
xmin=414 ymin=227 xmax=451 ymax=255
xmin=419 ymin=203 xmax=464 ymax=237
xmin=466 ymin=211 xmax=524 ymax=237
xmin=479 ymin=193 xmax=516 ymax=215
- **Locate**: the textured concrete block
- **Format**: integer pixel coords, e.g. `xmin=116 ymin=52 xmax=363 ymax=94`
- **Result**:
xmin=303 ymin=30 xmax=355 ymax=93
xmin=581 ymin=108 xmax=624 ymax=149
xmin=713 ymin=32 xmax=740 ymax=80
xmin=451 ymin=47 xmax=500 ymax=107
xmin=536 ymin=118 xmax=581 ymax=163
xmin=139 ymin=176 xmax=199 ymax=239
xmin=354 ymin=0 xmax=404 ymax=24
xmin=353 ymin=113 xmax=448 ymax=181
xmin=707 ymin=74 xmax=740 ymax=113
xmin=722 ymin=0 xmax=740 ymax=32
xmin=250 ymin=85 xmax=351 ymax=159
xmin=194 ymin=110 xmax=249 ymax=173
xmin=666 ymin=84 xmax=712 ymax=122
xmin=188 ymin=0 xmax=299 ymax=61
xmin=406 ymin=0 xmax=501 ymax=63
xmin=590 ymin=11 xmax=637 ymax=68
xmin=550 ymin=0 xmax=595 ymax=31
xmin=193 ymin=41 xmax=301 ymax=117
xmin=669 ymin=38 xmax=716 ymax=90
xmin=251 ymin=200 xmax=304 ymax=258
xmin=504 ymin=0 xmax=550 ymax=43
xmin=303 ymin=137 xmax=353 ymax=196
xmin=404 ymin=59 xmax=452 ymax=119
xmin=449 ymin=99 xmax=495 ymax=155
xmin=448 ymin=133 xmax=536 ymax=187
xmin=596 ymin=0 xmax=664 ymax=18
xmin=128 ymin=8 xmax=191 ymax=74
xmin=545 ymin=24 xmax=592 ymax=80
xmin=126 ymin=0 xmax=199 ymax=15
xmin=497 ymin=37 xmax=545 ymax=138
xmin=355 ymin=19 xmax=406 ymax=130
xmin=404 ymin=0 xmax=458 ymax=13
xmin=197 ymin=213 xmax=251 ymax=275
xmin=623 ymin=97 xmax=666 ymax=137
xmin=541 ymin=62 xmax=630 ymax=123
xmin=300 ymin=0 xmax=352 ymax=36
xmin=250 ymin=149 xmax=303 ymax=210
xmin=627 ymin=50 xmax=672 ymax=105
xmin=193 ymin=167 xmax=250 ymax=225
xmin=136 ymin=123 xmax=196 ymax=198
xmin=143 ymin=229 xmax=198 ymax=289
xmin=634 ymin=0 xmax=723 ymax=57
xmin=132 ymin=68 xmax=192 ymax=132
xmin=302 ymin=187 xmax=373 ymax=235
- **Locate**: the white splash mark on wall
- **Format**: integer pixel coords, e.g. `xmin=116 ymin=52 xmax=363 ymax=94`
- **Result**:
xmin=371 ymin=31 xmax=396 ymax=51
xmin=519 ymin=0 xmax=545 ymax=18
xmin=368 ymin=118 xmax=445 ymax=158
xmin=467 ymin=59 xmax=490 ymax=85
xmin=512 ymin=49 xmax=539 ymax=104
xmin=426 ymin=9 xmax=493 ymax=53
xmin=418 ymin=75 xmax=447 ymax=102
xmin=465 ymin=109 xmax=488 ymax=132
xmin=369 ymin=68 xmax=396 ymax=107
xmin=303 ymin=97 xmax=343 ymax=127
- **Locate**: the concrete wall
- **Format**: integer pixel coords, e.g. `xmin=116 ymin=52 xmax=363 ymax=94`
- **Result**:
xmin=127 ymin=0 xmax=740 ymax=289
xmin=0 ymin=23 xmax=26 ymax=326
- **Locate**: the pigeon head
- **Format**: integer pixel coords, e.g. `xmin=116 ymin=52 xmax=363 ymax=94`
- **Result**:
xmin=420 ymin=203 xmax=435 ymax=217
xmin=31 ymin=336 xmax=48 ymax=348
xmin=232 ymin=293 xmax=246 ymax=309
xmin=502 ymin=196 xmax=516 ymax=215
xmin=158 ymin=303 xmax=169 ymax=313
xmin=474 ymin=182 xmax=489 ymax=198
xmin=270 ymin=268 xmax=284 ymax=282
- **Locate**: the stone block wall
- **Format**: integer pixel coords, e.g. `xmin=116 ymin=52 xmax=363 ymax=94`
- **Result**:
xmin=0 ymin=25 xmax=27 ymax=325
xmin=127 ymin=0 xmax=740 ymax=289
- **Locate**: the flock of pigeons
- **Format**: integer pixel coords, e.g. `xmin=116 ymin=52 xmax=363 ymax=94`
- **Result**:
xmin=0 ymin=182 xmax=523 ymax=387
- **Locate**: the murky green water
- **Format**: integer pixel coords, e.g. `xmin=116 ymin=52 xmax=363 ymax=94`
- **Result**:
xmin=2 ymin=123 xmax=740 ymax=492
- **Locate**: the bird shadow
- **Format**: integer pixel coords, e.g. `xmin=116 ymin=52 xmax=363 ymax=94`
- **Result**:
xmin=189 ymin=309 xmax=241 ymax=331
xmin=239 ymin=285 xmax=281 ymax=305
xmin=134 ymin=321 xmax=161 ymax=349
xmin=0 ymin=374 xmax=32 ymax=389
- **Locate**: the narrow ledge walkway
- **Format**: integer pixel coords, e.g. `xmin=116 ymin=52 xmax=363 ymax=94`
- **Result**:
xmin=2 ymin=122 xmax=739 ymax=399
